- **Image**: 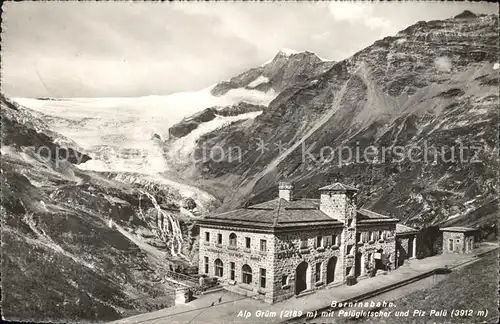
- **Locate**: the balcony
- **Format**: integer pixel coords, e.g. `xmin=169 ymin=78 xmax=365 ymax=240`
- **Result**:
xmin=228 ymin=245 xmax=238 ymax=251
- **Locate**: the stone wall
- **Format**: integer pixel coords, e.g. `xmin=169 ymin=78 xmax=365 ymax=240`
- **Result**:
xmin=198 ymin=225 xmax=275 ymax=302
xmin=272 ymin=227 xmax=344 ymax=303
xmin=395 ymin=233 xmax=417 ymax=266
xmin=319 ymin=191 xmax=356 ymax=223
xmin=356 ymin=224 xmax=397 ymax=275
xmin=442 ymin=231 xmax=475 ymax=254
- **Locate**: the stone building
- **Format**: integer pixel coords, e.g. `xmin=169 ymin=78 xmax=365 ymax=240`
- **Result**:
xmin=395 ymin=224 xmax=418 ymax=266
xmin=197 ymin=182 xmax=418 ymax=304
xmin=440 ymin=227 xmax=477 ymax=254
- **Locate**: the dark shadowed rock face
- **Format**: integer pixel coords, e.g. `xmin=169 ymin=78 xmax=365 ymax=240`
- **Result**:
xmin=174 ymin=14 xmax=499 ymax=236
xmin=168 ymin=102 xmax=265 ymax=139
xmin=454 ymin=10 xmax=477 ymax=19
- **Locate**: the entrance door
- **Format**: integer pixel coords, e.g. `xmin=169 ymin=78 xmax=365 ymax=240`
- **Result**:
xmin=374 ymin=249 xmax=384 ymax=270
xmin=355 ymin=252 xmax=362 ymax=277
xmin=326 ymin=256 xmax=337 ymax=284
xmin=408 ymin=238 xmax=414 ymax=258
xmin=295 ymin=261 xmax=309 ymax=295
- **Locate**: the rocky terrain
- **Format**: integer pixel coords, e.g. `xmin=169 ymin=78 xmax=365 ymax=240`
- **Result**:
xmin=0 ymin=95 xmax=203 ymax=322
xmin=2 ymin=10 xmax=498 ymax=323
xmin=173 ymin=13 xmax=499 ymax=239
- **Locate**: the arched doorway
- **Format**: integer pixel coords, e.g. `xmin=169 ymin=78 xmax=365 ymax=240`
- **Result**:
xmin=326 ymin=256 xmax=337 ymax=284
xmin=214 ymin=259 xmax=223 ymax=277
xmin=295 ymin=261 xmax=309 ymax=295
xmin=242 ymin=264 xmax=252 ymax=284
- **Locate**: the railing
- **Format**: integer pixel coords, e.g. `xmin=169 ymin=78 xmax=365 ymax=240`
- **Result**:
xmin=164 ymin=269 xmax=200 ymax=287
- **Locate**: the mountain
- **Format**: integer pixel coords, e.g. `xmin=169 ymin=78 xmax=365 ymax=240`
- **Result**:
xmin=211 ymin=49 xmax=336 ymax=96
xmin=12 ymin=81 xmax=277 ymax=174
xmin=164 ymin=50 xmax=336 ymax=162
xmin=173 ymin=14 xmax=499 ymax=238
xmin=0 ymin=96 xmax=206 ymax=321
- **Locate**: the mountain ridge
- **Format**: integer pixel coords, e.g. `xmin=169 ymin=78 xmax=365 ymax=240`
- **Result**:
xmin=173 ymin=13 xmax=498 ymax=239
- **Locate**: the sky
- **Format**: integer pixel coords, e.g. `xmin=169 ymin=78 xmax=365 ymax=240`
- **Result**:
xmin=1 ymin=1 xmax=498 ymax=98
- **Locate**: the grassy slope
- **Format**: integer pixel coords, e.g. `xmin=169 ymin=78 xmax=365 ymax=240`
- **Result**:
xmin=335 ymin=249 xmax=499 ymax=324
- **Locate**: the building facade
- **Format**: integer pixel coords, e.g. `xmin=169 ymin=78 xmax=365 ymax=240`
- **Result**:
xmin=198 ymin=182 xmax=418 ymax=304
xmin=441 ymin=227 xmax=477 ymax=254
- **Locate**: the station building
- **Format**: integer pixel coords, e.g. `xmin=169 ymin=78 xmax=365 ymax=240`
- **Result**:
xmin=440 ymin=227 xmax=477 ymax=254
xmin=197 ymin=182 xmax=418 ymax=303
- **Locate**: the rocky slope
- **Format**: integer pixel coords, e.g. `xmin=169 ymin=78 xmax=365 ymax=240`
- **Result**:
xmin=164 ymin=50 xmax=336 ymax=164
xmin=211 ymin=49 xmax=335 ymax=96
xmin=176 ymin=13 xmax=499 ymax=238
xmin=0 ymin=96 xmax=202 ymax=322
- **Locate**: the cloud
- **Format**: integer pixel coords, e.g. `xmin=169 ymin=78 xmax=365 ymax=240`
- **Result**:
xmin=328 ymin=2 xmax=391 ymax=30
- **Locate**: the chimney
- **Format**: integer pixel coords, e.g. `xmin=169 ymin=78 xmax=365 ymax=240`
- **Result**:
xmin=278 ymin=182 xmax=294 ymax=201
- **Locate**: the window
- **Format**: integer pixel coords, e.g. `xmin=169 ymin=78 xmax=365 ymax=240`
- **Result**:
xmin=260 ymin=268 xmax=266 ymax=288
xmin=214 ymin=259 xmax=223 ymax=277
xmin=332 ymin=234 xmax=337 ymax=246
xmin=204 ymin=256 xmax=209 ymax=274
xmin=281 ymin=274 xmax=288 ymax=286
xmin=300 ymin=239 xmax=308 ymax=249
xmin=356 ymin=233 xmax=362 ymax=243
xmin=260 ymin=239 xmax=267 ymax=252
xmin=230 ymin=262 xmax=235 ymax=280
xmin=316 ymin=236 xmax=324 ymax=248
xmin=448 ymin=239 xmax=453 ymax=251
xmin=347 ymin=244 xmax=354 ymax=255
xmin=347 ymin=219 xmax=353 ymax=227
xmin=242 ymin=264 xmax=252 ymax=284
xmin=315 ymin=262 xmax=322 ymax=282
xmin=378 ymin=231 xmax=383 ymax=240
xmin=205 ymin=232 xmax=210 ymax=242
xmin=217 ymin=233 xmax=222 ymax=245
xmin=245 ymin=237 xmax=251 ymax=249
xmin=229 ymin=233 xmax=237 ymax=247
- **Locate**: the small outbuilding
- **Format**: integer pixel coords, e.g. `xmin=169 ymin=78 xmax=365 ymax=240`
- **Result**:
xmin=440 ymin=227 xmax=477 ymax=254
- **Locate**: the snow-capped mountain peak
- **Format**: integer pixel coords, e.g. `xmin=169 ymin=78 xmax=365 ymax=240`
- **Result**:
xmin=278 ymin=48 xmax=301 ymax=56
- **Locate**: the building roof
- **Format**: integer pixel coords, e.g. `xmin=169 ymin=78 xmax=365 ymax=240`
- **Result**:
xmin=318 ymin=182 xmax=359 ymax=192
xmin=395 ymin=224 xmax=419 ymax=235
xmin=200 ymin=196 xmax=403 ymax=230
xmin=356 ymin=208 xmax=400 ymax=224
xmin=200 ymin=198 xmax=343 ymax=230
xmin=440 ymin=226 xmax=477 ymax=233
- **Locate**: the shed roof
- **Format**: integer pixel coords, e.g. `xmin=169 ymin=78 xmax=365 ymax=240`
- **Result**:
xmin=440 ymin=226 xmax=477 ymax=233
xmin=395 ymin=224 xmax=419 ymax=235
